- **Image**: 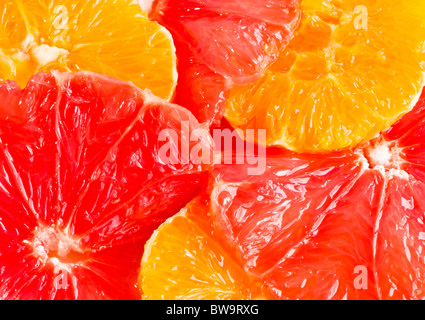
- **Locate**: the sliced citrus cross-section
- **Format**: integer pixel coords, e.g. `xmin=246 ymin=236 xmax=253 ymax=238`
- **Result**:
xmin=225 ymin=0 xmax=425 ymax=152
xmin=141 ymin=89 xmax=425 ymax=300
xmin=143 ymin=0 xmax=301 ymax=124
xmin=0 ymin=0 xmax=176 ymax=100
xmin=0 ymin=71 xmax=210 ymax=300
xmin=139 ymin=197 xmax=263 ymax=300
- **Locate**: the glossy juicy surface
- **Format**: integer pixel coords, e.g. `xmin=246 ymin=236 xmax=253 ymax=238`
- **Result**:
xmin=145 ymin=0 xmax=301 ymax=124
xmin=0 ymin=71 xmax=209 ymax=299
xmin=225 ymin=0 xmax=425 ymax=152
xmin=140 ymin=197 xmax=263 ymax=299
xmin=141 ymin=89 xmax=425 ymax=300
xmin=0 ymin=0 xmax=177 ymax=100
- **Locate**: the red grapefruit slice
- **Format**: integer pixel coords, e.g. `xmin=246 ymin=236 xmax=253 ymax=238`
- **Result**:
xmin=212 ymin=89 xmax=425 ymax=300
xmin=210 ymin=150 xmax=380 ymax=299
xmin=0 ymin=71 xmax=210 ymax=299
xmin=142 ymin=88 xmax=425 ymax=300
xmin=142 ymin=0 xmax=301 ymax=125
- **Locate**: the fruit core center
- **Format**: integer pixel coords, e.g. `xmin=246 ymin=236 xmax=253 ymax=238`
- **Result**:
xmin=10 ymin=34 xmax=69 ymax=69
xmin=30 ymin=44 xmax=68 ymax=66
xmin=360 ymin=137 xmax=404 ymax=170
xmin=27 ymin=226 xmax=88 ymax=266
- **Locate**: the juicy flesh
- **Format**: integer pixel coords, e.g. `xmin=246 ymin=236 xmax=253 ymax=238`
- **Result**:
xmin=0 ymin=0 xmax=177 ymax=100
xmin=140 ymin=198 xmax=263 ymax=300
xmin=141 ymin=90 xmax=425 ymax=300
xmin=0 ymin=72 xmax=208 ymax=300
xmin=147 ymin=0 xmax=301 ymax=124
xmin=225 ymin=0 xmax=425 ymax=152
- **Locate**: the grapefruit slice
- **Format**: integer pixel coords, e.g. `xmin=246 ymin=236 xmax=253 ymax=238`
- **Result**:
xmin=225 ymin=0 xmax=425 ymax=152
xmin=141 ymin=89 xmax=425 ymax=300
xmin=0 ymin=0 xmax=177 ymax=100
xmin=0 ymin=71 xmax=211 ymax=300
xmin=143 ymin=0 xmax=301 ymax=124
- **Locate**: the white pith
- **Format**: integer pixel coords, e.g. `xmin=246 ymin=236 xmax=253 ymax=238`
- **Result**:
xmin=356 ymin=136 xmax=409 ymax=180
xmin=367 ymin=142 xmax=392 ymax=167
xmin=24 ymin=225 xmax=84 ymax=272
xmin=138 ymin=0 xmax=155 ymax=14
xmin=31 ymin=44 xmax=68 ymax=66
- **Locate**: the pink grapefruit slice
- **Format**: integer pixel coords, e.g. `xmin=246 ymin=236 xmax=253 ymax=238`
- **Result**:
xmin=0 ymin=71 xmax=211 ymax=299
xmin=142 ymin=0 xmax=301 ymax=125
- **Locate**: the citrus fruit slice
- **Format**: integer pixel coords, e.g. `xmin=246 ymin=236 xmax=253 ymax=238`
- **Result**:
xmin=139 ymin=197 xmax=263 ymax=300
xmin=0 ymin=0 xmax=176 ymax=100
xmin=225 ymin=0 xmax=425 ymax=152
xmin=141 ymin=89 xmax=425 ymax=300
xmin=143 ymin=0 xmax=301 ymax=124
xmin=0 ymin=71 xmax=211 ymax=300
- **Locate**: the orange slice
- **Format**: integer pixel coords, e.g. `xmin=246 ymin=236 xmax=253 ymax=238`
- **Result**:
xmin=225 ymin=0 xmax=425 ymax=152
xmin=0 ymin=0 xmax=176 ymax=100
xmin=139 ymin=197 xmax=263 ymax=300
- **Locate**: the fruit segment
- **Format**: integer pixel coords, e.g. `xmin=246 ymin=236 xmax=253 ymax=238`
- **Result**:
xmin=2 ymin=0 xmax=425 ymax=302
xmin=145 ymin=0 xmax=301 ymax=124
xmin=225 ymin=0 xmax=425 ymax=152
xmin=374 ymin=176 xmax=425 ymax=299
xmin=140 ymin=197 xmax=263 ymax=300
xmin=262 ymin=170 xmax=382 ymax=299
xmin=0 ymin=0 xmax=177 ymax=100
xmin=140 ymin=89 xmax=425 ymax=300
xmin=0 ymin=71 xmax=211 ymax=299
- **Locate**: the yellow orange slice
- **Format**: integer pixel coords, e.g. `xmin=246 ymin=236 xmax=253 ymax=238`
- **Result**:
xmin=0 ymin=0 xmax=176 ymax=100
xmin=139 ymin=198 xmax=263 ymax=300
xmin=225 ymin=0 xmax=425 ymax=153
